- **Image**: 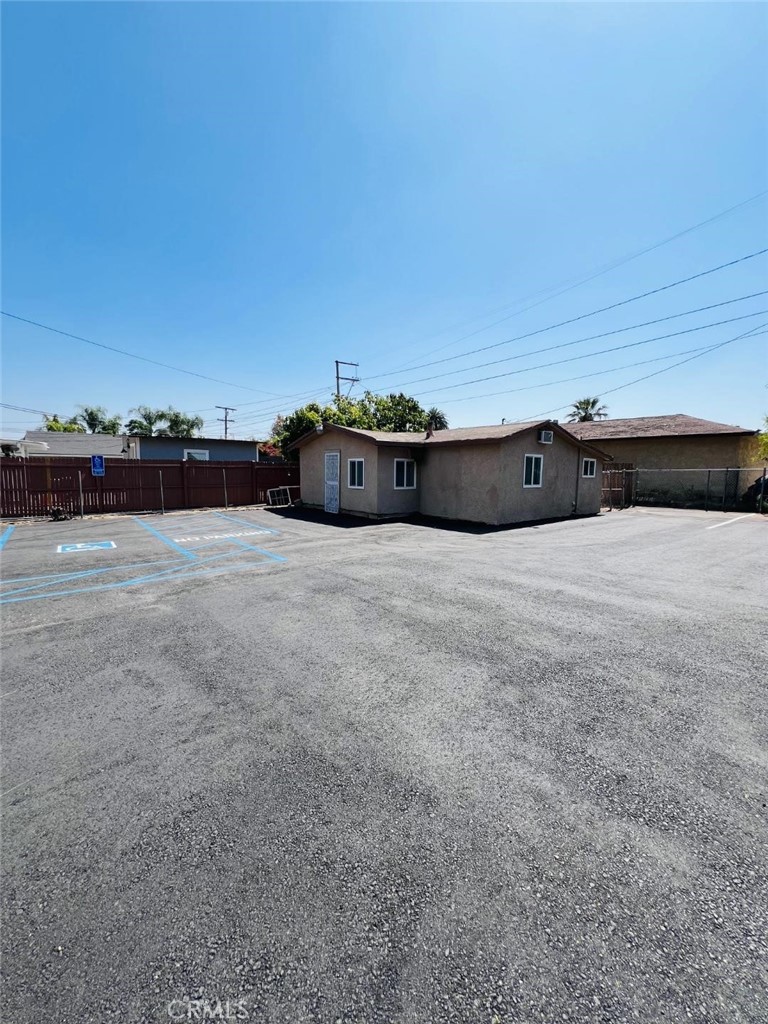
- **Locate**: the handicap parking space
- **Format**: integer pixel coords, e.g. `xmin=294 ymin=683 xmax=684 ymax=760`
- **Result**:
xmin=0 ymin=508 xmax=287 ymax=605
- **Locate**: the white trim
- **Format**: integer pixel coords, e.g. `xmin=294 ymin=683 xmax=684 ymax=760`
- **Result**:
xmin=582 ymin=458 xmax=597 ymax=478
xmin=348 ymin=458 xmax=365 ymax=489
xmin=183 ymin=448 xmax=210 ymax=461
xmin=393 ymin=458 xmax=417 ymax=490
xmin=523 ymin=453 xmax=543 ymax=488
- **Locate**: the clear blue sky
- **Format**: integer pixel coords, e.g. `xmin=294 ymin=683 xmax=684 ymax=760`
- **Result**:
xmin=2 ymin=2 xmax=766 ymax=439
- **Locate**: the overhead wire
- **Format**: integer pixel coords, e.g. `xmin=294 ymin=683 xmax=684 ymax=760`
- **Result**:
xmin=373 ymin=309 xmax=768 ymax=399
xmin=359 ymin=292 xmax=768 ymax=393
xmin=372 ymin=190 xmax=768 ymax=374
xmin=360 ymin=247 xmax=768 ymax=382
xmin=514 ymin=322 xmax=768 ymax=422
xmin=431 ymin=344 xmax=732 ymax=406
xmin=0 ymin=312 xmax=286 ymax=396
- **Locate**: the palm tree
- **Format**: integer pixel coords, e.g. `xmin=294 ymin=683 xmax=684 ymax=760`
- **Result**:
xmin=163 ymin=408 xmax=204 ymax=438
xmin=124 ymin=406 xmax=169 ymax=436
xmin=567 ymin=397 xmax=608 ymax=423
xmin=75 ymin=405 xmax=122 ymax=434
xmin=426 ymin=407 xmax=449 ymax=430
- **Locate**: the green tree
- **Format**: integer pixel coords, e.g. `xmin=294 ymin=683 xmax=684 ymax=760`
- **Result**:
xmin=163 ymin=408 xmax=204 ymax=438
xmin=276 ymin=402 xmax=335 ymax=457
xmin=273 ymin=391 xmax=434 ymax=458
xmin=364 ymin=392 xmax=429 ymax=432
xmin=758 ymin=415 xmax=768 ymax=460
xmin=43 ymin=414 xmax=85 ymax=433
xmin=75 ymin=405 xmax=122 ymax=434
xmin=124 ymin=406 xmax=169 ymax=436
xmin=567 ymin=397 xmax=608 ymax=423
xmin=426 ymin=407 xmax=449 ymax=430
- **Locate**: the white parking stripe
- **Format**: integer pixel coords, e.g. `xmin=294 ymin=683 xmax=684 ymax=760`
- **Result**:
xmin=706 ymin=514 xmax=756 ymax=530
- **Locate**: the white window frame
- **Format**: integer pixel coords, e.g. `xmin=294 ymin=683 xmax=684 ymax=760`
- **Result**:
xmin=394 ymin=458 xmax=417 ymax=490
xmin=523 ymin=453 xmax=543 ymax=488
xmin=348 ymin=458 xmax=365 ymax=489
xmin=582 ymin=458 xmax=597 ymax=478
xmin=183 ymin=449 xmax=210 ymax=461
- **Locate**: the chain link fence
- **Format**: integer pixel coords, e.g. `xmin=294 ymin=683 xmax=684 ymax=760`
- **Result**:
xmin=602 ymin=465 xmax=768 ymax=512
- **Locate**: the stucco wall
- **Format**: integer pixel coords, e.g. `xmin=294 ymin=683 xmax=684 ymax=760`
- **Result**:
xmin=376 ymin=447 xmax=422 ymax=516
xmin=298 ymin=432 xmax=380 ymax=515
xmin=498 ymin=432 xmax=602 ymax=524
xmin=419 ymin=444 xmax=502 ymax=524
xmin=592 ymin=434 xmax=763 ymax=503
xmin=298 ymin=428 xmax=605 ymax=524
xmin=591 ymin=433 xmax=759 ymax=470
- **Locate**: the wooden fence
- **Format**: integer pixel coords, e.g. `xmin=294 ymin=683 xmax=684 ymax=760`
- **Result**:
xmin=0 ymin=458 xmax=299 ymax=518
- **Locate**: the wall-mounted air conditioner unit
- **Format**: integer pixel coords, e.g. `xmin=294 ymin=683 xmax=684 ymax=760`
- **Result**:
xmin=538 ymin=429 xmax=554 ymax=444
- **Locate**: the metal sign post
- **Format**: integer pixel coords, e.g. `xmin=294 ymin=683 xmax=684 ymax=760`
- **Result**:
xmin=78 ymin=470 xmax=84 ymax=519
xmin=222 ymin=467 xmax=228 ymax=509
xmin=159 ymin=470 xmax=165 ymax=515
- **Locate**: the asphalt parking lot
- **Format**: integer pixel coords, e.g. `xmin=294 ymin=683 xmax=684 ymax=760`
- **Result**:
xmin=1 ymin=506 xmax=765 ymax=1024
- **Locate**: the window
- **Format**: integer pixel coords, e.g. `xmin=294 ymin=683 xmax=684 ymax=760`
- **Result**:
xmin=184 ymin=449 xmax=210 ymax=461
xmin=394 ymin=458 xmax=416 ymax=489
xmin=348 ymin=458 xmax=364 ymax=489
xmin=582 ymin=458 xmax=597 ymax=478
xmin=523 ymin=454 xmax=543 ymax=488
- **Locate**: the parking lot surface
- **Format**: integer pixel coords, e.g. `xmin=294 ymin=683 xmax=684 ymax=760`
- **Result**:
xmin=1 ymin=506 xmax=765 ymax=1023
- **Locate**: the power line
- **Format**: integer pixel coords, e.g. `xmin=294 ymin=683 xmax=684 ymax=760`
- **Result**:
xmin=191 ymin=384 xmax=334 ymax=415
xmin=380 ymin=309 xmax=768 ymax=399
xmin=432 ymin=344 xmax=725 ymax=406
xmin=204 ymin=288 xmax=767 ymax=427
xmin=0 ymin=312 xmax=284 ymax=396
xmin=364 ymin=291 xmax=768 ymax=393
xmin=515 ymin=322 xmax=768 ymax=422
xmin=0 ymin=402 xmax=51 ymax=416
xmin=361 ymin=247 xmax=768 ymax=382
xmin=373 ymin=190 xmax=768 ymax=374
xmin=213 ymin=302 xmax=766 ymax=424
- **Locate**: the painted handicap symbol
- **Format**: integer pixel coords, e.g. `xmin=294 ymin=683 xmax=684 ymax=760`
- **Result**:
xmin=57 ymin=542 xmax=117 ymax=553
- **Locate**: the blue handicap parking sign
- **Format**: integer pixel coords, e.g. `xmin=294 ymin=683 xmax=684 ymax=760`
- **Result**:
xmin=91 ymin=455 xmax=105 ymax=477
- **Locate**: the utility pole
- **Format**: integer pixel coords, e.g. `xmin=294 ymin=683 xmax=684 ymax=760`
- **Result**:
xmin=335 ymin=360 xmax=360 ymax=399
xmin=216 ymin=405 xmax=236 ymax=439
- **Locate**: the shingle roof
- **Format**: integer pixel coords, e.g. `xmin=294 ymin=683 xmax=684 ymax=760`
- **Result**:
xmin=327 ymin=422 xmax=544 ymax=446
xmin=566 ymin=414 xmax=756 ymax=441
xmin=21 ymin=430 xmax=127 ymax=457
xmin=290 ymin=420 xmax=610 ymax=459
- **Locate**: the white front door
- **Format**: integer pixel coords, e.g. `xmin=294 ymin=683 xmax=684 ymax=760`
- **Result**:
xmin=324 ymin=451 xmax=340 ymax=513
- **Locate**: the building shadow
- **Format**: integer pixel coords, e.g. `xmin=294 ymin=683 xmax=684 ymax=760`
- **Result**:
xmin=266 ymin=506 xmax=602 ymax=534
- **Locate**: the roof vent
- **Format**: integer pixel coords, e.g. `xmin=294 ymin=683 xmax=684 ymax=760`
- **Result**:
xmin=538 ymin=429 xmax=554 ymax=444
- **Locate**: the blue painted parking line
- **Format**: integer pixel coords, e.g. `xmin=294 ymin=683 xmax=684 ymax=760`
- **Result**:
xmin=0 ymin=526 xmax=15 ymax=551
xmin=132 ymin=517 xmax=197 ymax=560
xmin=213 ymin=511 xmax=280 ymax=534
xmin=1 ymin=557 xmax=280 ymax=605
xmin=0 ymin=513 xmax=287 ymax=605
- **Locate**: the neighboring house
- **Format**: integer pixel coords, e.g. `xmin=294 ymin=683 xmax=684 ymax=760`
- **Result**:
xmin=17 ymin=431 xmax=129 ymax=459
xmin=137 ymin=436 xmax=267 ymax=462
xmin=13 ymin=431 xmax=280 ymax=463
xmin=290 ymin=420 xmax=609 ymax=526
xmin=567 ymin=414 xmax=762 ymax=507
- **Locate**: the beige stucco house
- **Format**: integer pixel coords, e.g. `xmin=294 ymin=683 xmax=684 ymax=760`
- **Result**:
xmin=567 ymin=414 xmax=763 ymax=507
xmin=290 ymin=420 xmax=609 ymax=526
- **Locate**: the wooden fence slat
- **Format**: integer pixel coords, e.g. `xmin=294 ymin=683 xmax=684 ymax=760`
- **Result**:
xmin=1 ymin=458 xmax=299 ymax=518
